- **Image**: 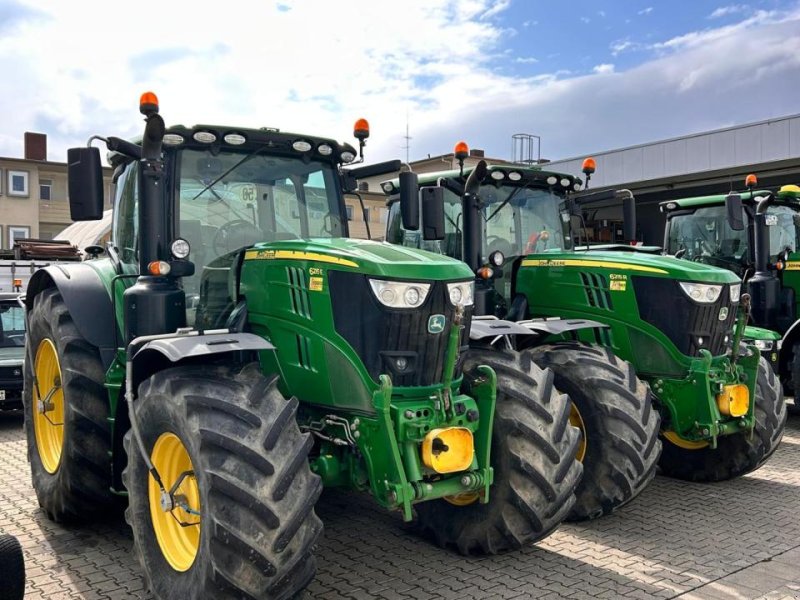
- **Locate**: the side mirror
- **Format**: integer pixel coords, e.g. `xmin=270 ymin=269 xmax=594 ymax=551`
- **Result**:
xmin=421 ymin=187 xmax=445 ymax=241
xmin=67 ymin=147 xmax=104 ymax=221
xmin=399 ymin=171 xmax=419 ymax=231
xmin=725 ymin=193 xmax=745 ymax=231
xmin=622 ymin=195 xmax=637 ymax=241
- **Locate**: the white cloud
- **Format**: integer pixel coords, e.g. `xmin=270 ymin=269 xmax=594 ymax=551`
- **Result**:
xmin=592 ymin=63 xmax=615 ymax=74
xmin=638 ymin=7 xmax=653 ymax=15
xmin=516 ymin=57 xmax=539 ymax=64
xmin=523 ymin=19 xmax=538 ymax=27
xmin=709 ymin=4 xmax=749 ymax=19
xmin=580 ymin=16 xmax=591 ymax=23
xmin=0 ymin=0 xmax=798 ymax=172
xmin=598 ymin=10 xmax=606 ymax=17
xmin=480 ymin=0 xmax=511 ymax=20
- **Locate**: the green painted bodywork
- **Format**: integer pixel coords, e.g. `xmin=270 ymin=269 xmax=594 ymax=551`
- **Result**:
xmin=384 ymin=164 xmax=762 ymax=447
xmin=52 ymin=127 xmax=499 ymax=518
xmin=517 ymin=250 xmax=757 ymax=446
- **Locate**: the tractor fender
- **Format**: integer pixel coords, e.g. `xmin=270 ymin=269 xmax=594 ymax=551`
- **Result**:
xmin=130 ymin=332 xmax=275 ymax=392
xmin=470 ymin=317 xmax=607 ymax=341
xmin=25 ymin=265 xmax=118 ymax=368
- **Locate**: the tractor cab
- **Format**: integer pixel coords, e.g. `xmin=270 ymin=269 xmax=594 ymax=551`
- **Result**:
xmin=662 ymin=185 xmax=800 ymax=278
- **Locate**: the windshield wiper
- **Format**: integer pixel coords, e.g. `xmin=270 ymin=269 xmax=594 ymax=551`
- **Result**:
xmin=190 ymin=144 xmax=269 ymax=202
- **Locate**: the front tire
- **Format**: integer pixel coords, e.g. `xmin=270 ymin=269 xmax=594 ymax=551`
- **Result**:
xmin=0 ymin=534 xmax=25 ymax=600
xmin=414 ymin=349 xmax=582 ymax=555
xmin=659 ymin=356 xmax=786 ymax=482
xmin=527 ymin=342 xmax=661 ymax=521
xmin=23 ymin=288 xmax=113 ymax=522
xmin=123 ymin=363 xmax=322 ymax=600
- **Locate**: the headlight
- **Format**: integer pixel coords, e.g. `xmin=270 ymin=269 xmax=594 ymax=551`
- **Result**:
xmin=170 ymin=238 xmax=191 ymax=259
xmin=679 ymin=282 xmax=723 ymax=303
xmin=754 ymin=339 xmax=774 ymax=351
xmin=369 ymin=279 xmax=431 ymax=308
xmin=447 ymin=281 xmax=474 ymax=306
xmin=729 ymin=283 xmax=741 ymax=303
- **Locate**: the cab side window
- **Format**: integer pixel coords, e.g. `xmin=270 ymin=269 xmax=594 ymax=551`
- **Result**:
xmin=112 ymin=162 xmax=139 ymax=265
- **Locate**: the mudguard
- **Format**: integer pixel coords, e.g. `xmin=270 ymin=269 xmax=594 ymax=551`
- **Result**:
xmin=25 ymin=265 xmax=119 ymax=368
xmin=470 ymin=316 xmax=607 ymax=340
xmin=132 ymin=332 xmax=274 ymax=362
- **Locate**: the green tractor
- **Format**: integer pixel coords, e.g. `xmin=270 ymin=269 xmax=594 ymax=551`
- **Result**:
xmin=21 ymin=95 xmax=582 ymax=599
xmin=383 ymin=152 xmax=785 ymax=488
xmin=660 ymin=178 xmax=800 ymax=401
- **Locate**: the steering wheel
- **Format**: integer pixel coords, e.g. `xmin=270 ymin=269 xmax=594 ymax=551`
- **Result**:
xmin=212 ymin=220 xmax=265 ymax=255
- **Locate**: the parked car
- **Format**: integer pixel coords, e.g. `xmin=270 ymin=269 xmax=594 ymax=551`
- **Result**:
xmin=0 ymin=293 xmax=25 ymax=410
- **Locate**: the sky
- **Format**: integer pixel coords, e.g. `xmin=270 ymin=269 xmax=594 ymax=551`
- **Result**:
xmin=1 ymin=0 xmax=799 ymax=166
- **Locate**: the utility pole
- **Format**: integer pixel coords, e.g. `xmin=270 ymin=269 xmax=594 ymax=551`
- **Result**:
xmin=402 ymin=112 xmax=412 ymax=163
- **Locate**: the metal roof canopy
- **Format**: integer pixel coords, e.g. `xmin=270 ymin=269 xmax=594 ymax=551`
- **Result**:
xmin=543 ymin=114 xmax=800 ymax=245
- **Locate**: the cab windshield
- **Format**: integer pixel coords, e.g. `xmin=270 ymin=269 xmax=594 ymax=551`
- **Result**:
xmin=178 ymin=148 xmax=345 ymax=261
xmin=667 ymin=206 xmax=749 ymax=271
xmin=175 ymin=148 xmax=345 ymax=327
xmin=667 ymin=203 xmax=800 ymax=272
xmin=388 ymin=183 xmax=567 ymax=262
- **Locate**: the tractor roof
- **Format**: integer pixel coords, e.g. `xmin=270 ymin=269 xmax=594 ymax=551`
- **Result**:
xmin=108 ymin=123 xmax=356 ymax=168
xmin=660 ymin=185 xmax=800 ymax=212
xmin=380 ymin=163 xmax=580 ymax=195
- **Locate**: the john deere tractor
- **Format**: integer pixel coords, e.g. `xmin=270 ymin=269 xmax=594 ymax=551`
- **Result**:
xmin=661 ymin=178 xmax=800 ymax=402
xmin=21 ymin=96 xmax=582 ymax=599
xmin=383 ymin=152 xmax=785 ymax=490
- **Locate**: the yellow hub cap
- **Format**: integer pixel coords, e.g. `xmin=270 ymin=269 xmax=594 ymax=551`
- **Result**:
xmin=663 ymin=430 xmax=710 ymax=450
xmin=149 ymin=432 xmax=201 ymax=572
xmin=33 ymin=338 xmax=65 ymax=474
xmin=569 ymin=403 xmax=587 ymax=463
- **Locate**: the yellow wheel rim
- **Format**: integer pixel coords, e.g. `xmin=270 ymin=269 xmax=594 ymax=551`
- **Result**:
xmin=663 ymin=430 xmax=710 ymax=450
xmin=148 ymin=432 xmax=201 ymax=572
xmin=32 ymin=338 xmax=65 ymax=474
xmin=570 ymin=403 xmax=587 ymax=462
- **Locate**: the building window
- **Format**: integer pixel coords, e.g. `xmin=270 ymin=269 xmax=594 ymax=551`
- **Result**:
xmin=363 ymin=207 xmax=370 ymax=222
xmin=8 ymin=226 xmax=30 ymax=247
xmin=345 ymin=205 xmax=354 ymax=220
xmin=8 ymin=170 xmax=28 ymax=197
xmin=40 ymin=178 xmax=52 ymax=201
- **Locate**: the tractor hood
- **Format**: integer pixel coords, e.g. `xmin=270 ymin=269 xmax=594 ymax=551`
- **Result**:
xmin=526 ymin=249 xmax=741 ymax=284
xmin=246 ymin=238 xmax=475 ymax=281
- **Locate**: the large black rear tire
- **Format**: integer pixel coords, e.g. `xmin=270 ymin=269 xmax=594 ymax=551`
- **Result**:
xmin=527 ymin=342 xmax=661 ymax=521
xmin=123 ymin=363 xmax=322 ymax=600
xmin=414 ymin=349 xmax=581 ymax=555
xmin=0 ymin=534 xmax=25 ymax=600
xmin=659 ymin=356 xmax=786 ymax=481
xmin=23 ymin=288 xmax=114 ymax=522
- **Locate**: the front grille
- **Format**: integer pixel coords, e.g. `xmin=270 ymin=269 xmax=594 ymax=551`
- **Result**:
xmin=328 ymin=272 xmax=472 ymax=386
xmin=633 ymin=277 xmax=737 ymax=357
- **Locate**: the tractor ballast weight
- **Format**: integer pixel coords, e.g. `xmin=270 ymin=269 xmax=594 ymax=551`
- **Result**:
xmin=21 ymin=96 xmax=582 ymax=599
xmin=384 ymin=158 xmax=785 ymax=487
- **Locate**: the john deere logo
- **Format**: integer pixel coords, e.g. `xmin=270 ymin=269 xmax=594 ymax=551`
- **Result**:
xmin=718 ymin=307 xmax=729 ymax=321
xmin=428 ymin=314 xmax=446 ymax=334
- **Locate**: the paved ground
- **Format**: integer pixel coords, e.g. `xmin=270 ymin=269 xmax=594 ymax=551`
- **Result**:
xmin=3 ymin=411 xmax=800 ymax=600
